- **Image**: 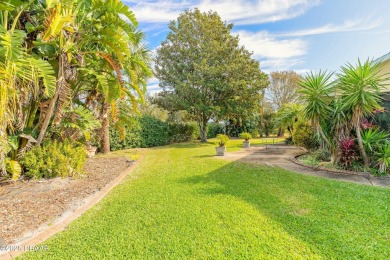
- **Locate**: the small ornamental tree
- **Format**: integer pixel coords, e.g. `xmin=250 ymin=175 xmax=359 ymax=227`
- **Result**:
xmin=155 ymin=9 xmax=266 ymax=142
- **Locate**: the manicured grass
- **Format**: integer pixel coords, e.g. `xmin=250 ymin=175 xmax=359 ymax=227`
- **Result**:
xmin=20 ymin=139 xmax=390 ymax=259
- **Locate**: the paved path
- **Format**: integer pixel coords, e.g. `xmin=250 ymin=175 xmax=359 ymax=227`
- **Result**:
xmin=221 ymin=145 xmax=390 ymax=187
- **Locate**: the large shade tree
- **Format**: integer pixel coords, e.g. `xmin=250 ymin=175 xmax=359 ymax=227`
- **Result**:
xmin=154 ymin=9 xmax=267 ymax=142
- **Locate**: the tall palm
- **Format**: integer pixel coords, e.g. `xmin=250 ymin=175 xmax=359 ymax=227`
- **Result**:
xmin=299 ymin=71 xmax=334 ymax=153
xmin=338 ymin=59 xmax=387 ymax=168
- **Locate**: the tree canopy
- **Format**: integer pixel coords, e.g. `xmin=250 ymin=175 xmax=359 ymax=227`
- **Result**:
xmin=154 ymin=9 xmax=267 ymax=142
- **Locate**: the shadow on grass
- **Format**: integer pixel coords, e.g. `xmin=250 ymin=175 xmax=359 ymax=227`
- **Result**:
xmin=179 ymin=155 xmax=390 ymax=258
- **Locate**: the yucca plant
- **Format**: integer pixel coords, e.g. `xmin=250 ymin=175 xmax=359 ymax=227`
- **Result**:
xmin=338 ymin=59 xmax=388 ymax=168
xmin=361 ymin=128 xmax=389 ymax=155
xmin=299 ymin=71 xmax=335 ymax=152
xmin=375 ymin=141 xmax=390 ymax=174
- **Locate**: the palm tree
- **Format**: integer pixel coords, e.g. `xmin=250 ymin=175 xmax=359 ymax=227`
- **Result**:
xmin=299 ymin=71 xmax=334 ymax=155
xmin=274 ymin=103 xmax=304 ymax=136
xmin=338 ymin=59 xmax=387 ymax=168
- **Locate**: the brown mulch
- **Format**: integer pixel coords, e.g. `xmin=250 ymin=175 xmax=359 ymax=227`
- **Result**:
xmin=0 ymin=156 xmax=133 ymax=245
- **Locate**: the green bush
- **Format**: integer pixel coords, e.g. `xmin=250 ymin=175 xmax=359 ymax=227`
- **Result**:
xmin=110 ymin=116 xmax=199 ymax=150
xmin=207 ymin=122 xmax=224 ymax=138
xmin=168 ymin=122 xmax=199 ymax=143
xmin=292 ymin=121 xmax=318 ymax=150
xmin=139 ymin=116 xmax=169 ymax=147
xmin=251 ymin=130 xmax=259 ymax=138
xmin=239 ymin=132 xmax=252 ymax=141
xmin=110 ymin=122 xmax=142 ymax=151
xmin=216 ymin=134 xmax=229 ymax=146
xmin=21 ymin=140 xmax=86 ymax=179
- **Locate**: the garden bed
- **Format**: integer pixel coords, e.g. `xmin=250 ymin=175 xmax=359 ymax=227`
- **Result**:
xmin=0 ymin=156 xmax=133 ymax=245
xmin=293 ymin=154 xmax=370 ymax=177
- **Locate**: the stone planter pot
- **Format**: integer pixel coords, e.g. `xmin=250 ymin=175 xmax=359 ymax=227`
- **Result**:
xmin=86 ymin=146 xmax=98 ymax=158
xmin=243 ymin=141 xmax=250 ymax=148
xmin=216 ymin=146 xmax=226 ymax=156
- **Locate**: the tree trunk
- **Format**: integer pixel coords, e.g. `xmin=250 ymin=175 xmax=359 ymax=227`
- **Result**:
xmin=100 ymin=103 xmax=110 ymax=153
xmin=278 ymin=127 xmax=284 ymax=137
xmin=317 ymin=124 xmax=332 ymax=149
xmin=198 ymin=116 xmax=208 ymax=143
xmin=356 ymin=122 xmax=369 ymax=168
xmin=36 ymin=54 xmax=64 ymax=146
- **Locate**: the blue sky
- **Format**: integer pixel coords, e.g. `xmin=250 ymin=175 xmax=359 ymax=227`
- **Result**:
xmin=123 ymin=0 xmax=390 ymax=92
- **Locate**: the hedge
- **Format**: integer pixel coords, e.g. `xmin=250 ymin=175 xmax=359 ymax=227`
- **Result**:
xmin=110 ymin=116 xmax=199 ymax=150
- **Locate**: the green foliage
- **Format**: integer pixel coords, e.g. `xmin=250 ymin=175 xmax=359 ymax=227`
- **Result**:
xmin=207 ymin=122 xmax=224 ymax=138
xmin=275 ymin=103 xmax=304 ymax=135
xmin=139 ymin=116 xmax=169 ymax=147
xmin=110 ymin=116 xmax=199 ymax=150
xmin=5 ymin=159 xmax=22 ymax=180
xmin=361 ymin=128 xmax=388 ymax=154
xmin=251 ymin=130 xmax=259 ymax=138
xmin=155 ymin=9 xmax=267 ymax=142
xmin=21 ymin=140 xmax=86 ymax=179
xmin=168 ymin=122 xmax=199 ymax=143
xmin=292 ymin=121 xmax=318 ymax=150
xmin=110 ymin=122 xmax=142 ymax=151
xmin=239 ymin=132 xmax=252 ymax=141
xmin=216 ymin=134 xmax=229 ymax=146
xmin=375 ymin=141 xmax=390 ymax=174
xmin=299 ymin=71 xmax=334 ymax=122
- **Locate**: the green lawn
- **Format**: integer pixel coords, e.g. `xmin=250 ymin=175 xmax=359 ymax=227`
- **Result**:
xmin=20 ymin=139 xmax=390 ymax=259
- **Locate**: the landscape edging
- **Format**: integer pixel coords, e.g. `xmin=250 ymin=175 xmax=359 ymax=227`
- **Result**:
xmin=0 ymin=154 xmax=144 ymax=260
xmin=291 ymin=153 xmax=390 ymax=180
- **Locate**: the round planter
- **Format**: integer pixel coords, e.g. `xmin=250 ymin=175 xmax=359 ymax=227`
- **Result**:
xmin=243 ymin=141 xmax=250 ymax=148
xmin=216 ymin=146 xmax=226 ymax=156
xmin=86 ymin=146 xmax=97 ymax=158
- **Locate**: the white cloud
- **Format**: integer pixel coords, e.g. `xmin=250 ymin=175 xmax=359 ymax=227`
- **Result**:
xmin=124 ymin=0 xmax=193 ymax=23
xmin=235 ymin=30 xmax=307 ymax=71
xmin=126 ymin=0 xmax=319 ymax=24
xmin=237 ymin=30 xmax=307 ymax=59
xmin=276 ymin=18 xmax=382 ymax=37
xmin=198 ymin=0 xmax=320 ymax=25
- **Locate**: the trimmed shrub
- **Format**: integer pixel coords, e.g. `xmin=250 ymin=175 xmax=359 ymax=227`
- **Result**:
xmin=110 ymin=122 xmax=142 ymax=151
xmin=110 ymin=116 xmax=199 ymax=150
xmin=21 ymin=140 xmax=86 ymax=179
xmin=139 ymin=116 xmax=169 ymax=147
xmin=292 ymin=121 xmax=318 ymax=150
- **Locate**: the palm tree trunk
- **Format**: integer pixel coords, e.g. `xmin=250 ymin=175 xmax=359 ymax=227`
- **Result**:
xmin=36 ymin=54 xmax=64 ymax=146
xmin=355 ymin=122 xmax=369 ymax=168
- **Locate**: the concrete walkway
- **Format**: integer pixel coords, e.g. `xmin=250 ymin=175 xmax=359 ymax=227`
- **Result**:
xmin=221 ymin=145 xmax=390 ymax=187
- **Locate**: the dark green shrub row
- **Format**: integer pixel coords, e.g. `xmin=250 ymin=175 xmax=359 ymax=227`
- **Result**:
xmin=21 ymin=140 xmax=86 ymax=179
xmin=110 ymin=116 xmax=199 ymax=150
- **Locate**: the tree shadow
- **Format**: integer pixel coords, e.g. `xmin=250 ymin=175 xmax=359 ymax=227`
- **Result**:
xmin=179 ymin=157 xmax=390 ymax=258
